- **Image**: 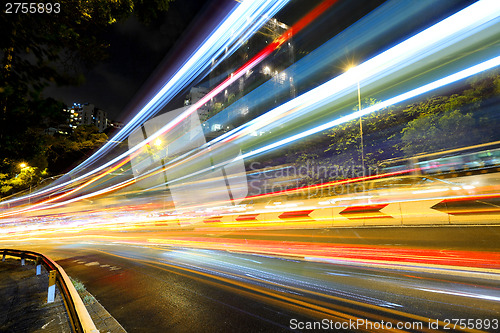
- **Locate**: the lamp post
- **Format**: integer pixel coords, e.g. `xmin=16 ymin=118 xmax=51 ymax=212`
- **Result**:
xmin=347 ymin=65 xmax=365 ymax=177
xmin=154 ymin=138 xmax=169 ymax=186
xmin=19 ymin=163 xmax=31 ymax=203
xmin=356 ymin=79 xmax=365 ymax=177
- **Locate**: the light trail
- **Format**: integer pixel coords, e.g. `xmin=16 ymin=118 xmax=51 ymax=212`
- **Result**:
xmin=147 ymin=237 xmax=500 ymax=270
xmin=92 ymin=246 xmax=490 ymax=331
xmin=0 ymin=0 xmax=292 ymax=207
xmin=2 ymin=0 xmax=499 ymax=222
xmin=0 ymin=157 xmax=132 ymax=219
xmin=158 ymin=56 xmax=500 ymax=191
xmin=215 ymin=0 xmax=500 ymax=145
xmin=236 ymin=56 xmax=500 ymax=162
xmin=202 ymin=0 xmax=445 ymax=137
xmin=135 ymin=0 xmax=500 ymax=193
xmin=68 ymin=0 xmax=291 ymax=174
xmin=0 ymin=0 xmax=339 ymax=214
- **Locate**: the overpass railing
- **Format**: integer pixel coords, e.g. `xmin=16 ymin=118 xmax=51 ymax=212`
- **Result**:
xmin=1 ymin=248 xmax=98 ymax=333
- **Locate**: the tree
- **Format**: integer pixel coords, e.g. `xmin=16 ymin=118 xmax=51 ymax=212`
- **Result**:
xmin=0 ymin=0 xmax=173 ymax=173
xmin=325 ymin=98 xmax=398 ymax=171
xmin=0 ymin=165 xmax=47 ymax=197
xmin=45 ymin=125 xmax=108 ymax=174
xmin=401 ymin=109 xmax=476 ymax=156
xmin=400 ymin=70 xmax=500 ymax=157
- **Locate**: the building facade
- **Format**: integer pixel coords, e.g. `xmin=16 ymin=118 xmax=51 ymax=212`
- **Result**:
xmin=184 ymin=86 xmax=210 ymax=120
xmin=66 ymin=103 xmax=108 ymax=132
xmin=201 ymin=18 xmax=295 ymax=137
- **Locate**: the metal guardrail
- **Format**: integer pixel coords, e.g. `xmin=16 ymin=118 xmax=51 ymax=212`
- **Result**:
xmin=1 ymin=249 xmax=99 ymax=333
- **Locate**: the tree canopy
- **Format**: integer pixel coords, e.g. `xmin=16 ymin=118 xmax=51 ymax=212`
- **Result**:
xmin=0 ymin=0 xmax=173 ymax=176
xmin=277 ymin=70 xmax=500 ymax=188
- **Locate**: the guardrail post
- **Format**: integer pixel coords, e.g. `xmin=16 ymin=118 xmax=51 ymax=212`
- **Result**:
xmin=36 ymin=257 xmax=42 ymax=275
xmin=21 ymin=256 xmax=25 ymax=266
xmin=47 ymin=270 xmax=57 ymax=303
xmin=1 ymin=251 xmax=5 ymax=261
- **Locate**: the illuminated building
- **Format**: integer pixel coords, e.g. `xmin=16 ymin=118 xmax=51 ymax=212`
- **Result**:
xmin=204 ymin=18 xmax=295 ymax=135
xmin=184 ymin=86 xmax=210 ymax=120
xmin=66 ymin=103 xmax=108 ymax=132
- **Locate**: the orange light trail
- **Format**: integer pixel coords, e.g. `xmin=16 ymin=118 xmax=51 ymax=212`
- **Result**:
xmin=148 ymin=236 xmax=500 ymax=270
xmin=0 ymin=0 xmax=340 ymax=218
xmin=0 ymin=156 xmax=132 ymax=218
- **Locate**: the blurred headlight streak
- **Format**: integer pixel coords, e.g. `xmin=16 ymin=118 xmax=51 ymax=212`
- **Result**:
xmin=2 ymin=0 xmax=343 ymax=212
xmin=0 ymin=0 xmax=292 ymax=207
xmin=1 ymin=0 xmax=500 ymax=221
xmin=235 ymin=56 xmax=500 ymax=162
xmin=68 ymin=0 xmax=291 ymax=174
xmin=215 ymin=0 xmax=500 ymax=147
xmin=150 ymin=0 xmax=500 ymax=195
xmin=135 ymin=0 xmax=499 ymax=199
xmin=1 ymin=0 xmax=340 ymax=214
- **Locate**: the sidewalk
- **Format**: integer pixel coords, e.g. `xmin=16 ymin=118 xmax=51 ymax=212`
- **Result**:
xmin=0 ymin=257 xmax=127 ymax=333
xmin=0 ymin=257 xmax=71 ymax=332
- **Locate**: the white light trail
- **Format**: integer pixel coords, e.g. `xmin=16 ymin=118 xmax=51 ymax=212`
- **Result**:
xmin=2 ymin=0 xmax=499 ymax=213
xmin=212 ymin=0 xmax=500 ymax=145
xmin=0 ymin=0 xmax=290 ymax=207
xmin=237 ymin=56 xmax=500 ymax=162
xmin=70 ymin=0 xmax=290 ymax=174
xmin=147 ymin=55 xmax=500 ymax=189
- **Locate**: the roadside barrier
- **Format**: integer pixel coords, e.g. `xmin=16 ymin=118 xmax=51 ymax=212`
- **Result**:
xmin=1 ymin=249 xmax=98 ymax=333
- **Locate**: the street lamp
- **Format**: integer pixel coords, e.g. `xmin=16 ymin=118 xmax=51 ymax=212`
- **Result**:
xmin=18 ymin=162 xmax=31 ymax=202
xmin=346 ymin=65 xmax=365 ymax=177
xmin=150 ymin=137 xmax=169 ymax=186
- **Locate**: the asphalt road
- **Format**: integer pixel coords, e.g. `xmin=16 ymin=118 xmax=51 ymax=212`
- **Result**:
xmin=123 ymin=225 xmax=500 ymax=251
xmin=14 ymin=233 xmax=500 ymax=333
xmin=36 ymin=244 xmax=314 ymax=333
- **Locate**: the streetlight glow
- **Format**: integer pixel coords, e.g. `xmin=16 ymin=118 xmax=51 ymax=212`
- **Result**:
xmin=19 ymin=163 xmax=27 ymax=169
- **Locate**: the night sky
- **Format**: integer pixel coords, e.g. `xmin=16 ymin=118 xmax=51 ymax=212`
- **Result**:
xmin=41 ymin=0 xmax=379 ymax=122
xmin=42 ymin=0 xmax=454 ymax=123
xmin=44 ymin=0 xmax=214 ymax=121
xmin=39 ymin=0 xmax=379 ymax=123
